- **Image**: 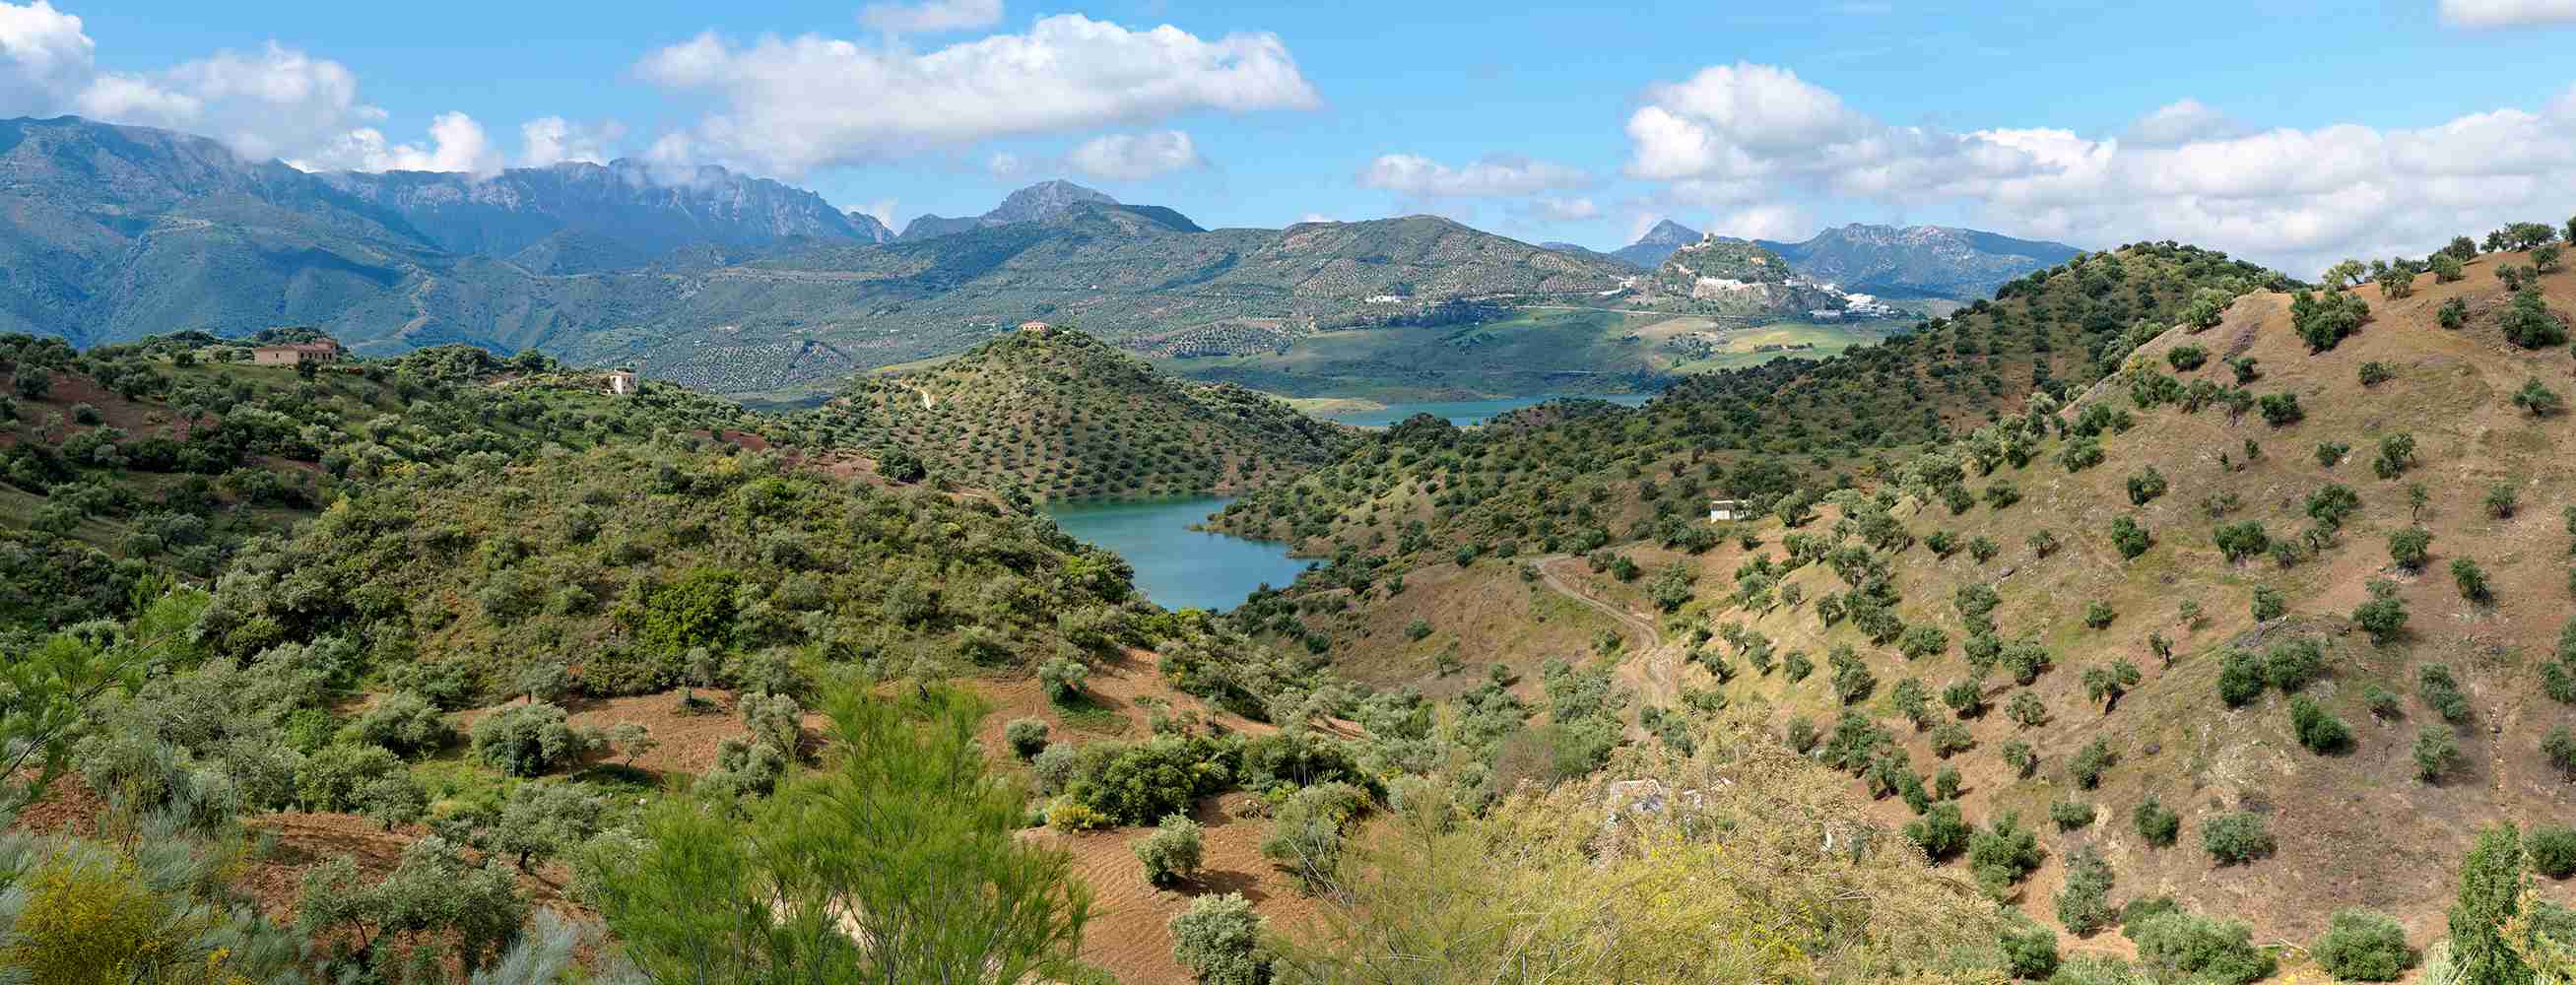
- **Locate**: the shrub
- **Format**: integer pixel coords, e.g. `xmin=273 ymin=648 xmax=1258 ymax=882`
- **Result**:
xmin=2167 ymin=346 xmax=2209 ymax=370
xmin=1898 ymin=624 xmax=1949 ymax=661
xmin=2001 ymin=739 xmax=2038 ymax=778
xmin=2358 ymin=361 xmax=2395 ymax=386
xmin=470 ymin=702 xmax=585 ymax=777
xmin=2082 ymin=601 xmax=2116 ymax=629
xmin=2216 ymin=650 xmax=2265 ymax=707
xmin=2311 ymin=909 xmax=2416 ymax=982
xmin=1903 ymin=801 xmax=1970 ymax=860
xmin=2352 ymin=593 xmax=2408 ymax=645
xmin=1967 ymin=812 xmax=2045 ymax=894
xmin=2315 ymin=440 xmax=2350 ymax=467
xmin=2056 ymin=848 xmax=2118 ymax=936
xmin=1968 ymin=536 xmax=1999 ymax=562
xmin=2006 ymin=691 xmax=2048 ymax=729
xmin=1404 ymin=619 xmax=1432 ymax=641
xmin=1941 ymin=679 xmax=1985 ymax=718
xmin=2109 ymin=517 xmax=2151 ymax=559
xmin=2264 ymin=638 xmax=2325 ymax=691
xmin=2288 ymin=695 xmax=2350 ymax=754
xmin=2082 ymin=661 xmax=2140 ymax=711
xmin=2451 ymin=558 xmax=2491 ymax=602
xmin=1999 ymin=923 xmax=2061 ymax=979
xmin=2527 ymin=825 xmax=2576 ymax=880
xmin=1005 ymin=718 xmax=1050 ymax=758
xmin=2249 ymin=585 xmax=2285 ymax=623
xmin=1134 ymin=814 xmax=1206 ymax=886
xmin=2131 ymin=908 xmax=2277 ymax=984
xmin=1038 ymin=658 xmax=1090 ymax=702
xmin=1170 ymin=892 xmax=1269 ymax=985
xmin=2027 ymin=529 xmax=2059 ymax=558
xmin=1928 ymin=722 xmax=1975 ymax=758
xmin=351 ymin=691 xmax=454 ymax=756
xmin=2071 ymin=739 xmax=2117 ymax=789
xmin=2387 ymin=527 xmax=2433 ymax=571
xmin=2439 ymin=296 xmax=2470 ymax=328
xmin=2059 ymin=437 xmax=2104 ymax=472
xmin=2201 ymin=812 xmax=2275 ymax=866
xmin=2133 ymin=796 xmax=2180 ymax=847
xmin=2419 ymin=664 xmax=2473 ymax=724
xmin=2050 ymin=799 xmax=2096 ymax=831
xmin=2486 ymin=482 xmax=2520 ymax=519
xmin=2257 ymin=392 xmax=2302 ymax=427
xmin=2501 ymin=287 xmax=2569 ymax=349
xmin=2515 ymin=378 xmax=2567 ymax=417
xmin=2124 ymin=467 xmax=2167 ymax=506
xmin=2371 ymin=432 xmax=2415 ymax=480
xmin=2546 ymin=725 xmax=2576 ymax=779
xmin=2213 ymin=521 xmax=2270 ymax=563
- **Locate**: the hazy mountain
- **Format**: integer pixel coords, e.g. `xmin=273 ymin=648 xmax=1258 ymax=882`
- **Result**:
xmin=2 ymin=117 xmax=1633 ymax=393
xmin=1757 ymin=224 xmax=2082 ymax=299
xmin=1612 ymin=219 xmax=1704 ymax=267
xmin=321 ymin=159 xmax=887 ymax=271
xmin=899 ymin=178 xmax=1170 ymax=240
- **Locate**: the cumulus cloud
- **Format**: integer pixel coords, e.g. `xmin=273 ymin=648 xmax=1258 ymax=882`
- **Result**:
xmin=2439 ymin=0 xmax=2576 ymax=27
xmin=292 ymin=111 xmax=501 ymax=176
xmin=1515 ymin=196 xmax=1600 ymax=222
xmin=2123 ymin=98 xmax=2243 ymax=147
xmin=0 ymin=0 xmax=92 ymax=115
xmin=1068 ymin=130 xmax=1200 ymax=180
xmin=1712 ymin=203 xmax=1811 ymax=242
xmin=1356 ymin=153 xmax=1593 ymax=198
xmin=1625 ymin=61 xmax=2576 ymax=277
xmin=859 ymin=0 xmax=1002 ymax=34
xmin=637 ymin=14 xmax=1318 ymax=176
xmin=520 ymin=116 xmax=625 ymax=166
xmin=0 ymin=3 xmax=539 ymax=175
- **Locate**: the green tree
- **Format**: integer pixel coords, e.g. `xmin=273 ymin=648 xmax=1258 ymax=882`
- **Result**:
xmin=1135 ymin=814 xmax=1207 ymax=886
xmin=1172 ymin=892 xmax=1270 ymax=985
xmin=2449 ymin=826 xmax=2536 ymax=985
xmin=595 ymin=685 xmax=1093 ymax=984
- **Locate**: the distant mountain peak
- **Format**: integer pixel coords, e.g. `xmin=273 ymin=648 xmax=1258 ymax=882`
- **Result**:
xmin=1638 ymin=220 xmax=1702 ymax=246
xmin=988 ymin=180 xmax=1117 ymax=224
xmin=1611 ymin=220 xmax=1706 ymax=268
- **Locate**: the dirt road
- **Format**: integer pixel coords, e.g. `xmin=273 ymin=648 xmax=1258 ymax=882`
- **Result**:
xmin=1531 ymin=555 xmax=1685 ymax=713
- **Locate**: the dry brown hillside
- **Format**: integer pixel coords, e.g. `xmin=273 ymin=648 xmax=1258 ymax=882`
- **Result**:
xmin=1613 ymin=249 xmax=2576 ymax=965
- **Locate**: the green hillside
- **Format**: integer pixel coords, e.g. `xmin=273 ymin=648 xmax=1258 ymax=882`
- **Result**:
xmin=807 ymin=327 xmax=1351 ymax=501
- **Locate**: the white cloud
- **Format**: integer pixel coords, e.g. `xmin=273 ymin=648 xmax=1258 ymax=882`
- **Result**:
xmin=854 ymin=197 xmax=899 ymax=229
xmin=1068 ymin=130 xmax=1200 ymax=180
xmin=1356 ymin=153 xmax=1593 ymax=198
xmin=986 ymin=150 xmax=1030 ymax=178
xmin=859 ymin=0 xmax=1002 ymax=34
xmin=292 ymin=111 xmax=501 ymax=176
xmin=2439 ymin=0 xmax=2576 ymax=28
xmin=1517 ymin=196 xmax=1600 ymax=222
xmin=1712 ymin=203 xmax=1811 ymax=241
xmin=2124 ymin=98 xmax=2242 ymax=147
xmin=520 ymin=116 xmax=625 ymax=166
xmin=1296 ymin=212 xmax=1337 ymax=225
xmin=1624 ymin=61 xmax=2576 ymax=277
xmin=0 ymin=0 xmax=92 ymax=115
xmin=637 ymin=14 xmax=1318 ymax=176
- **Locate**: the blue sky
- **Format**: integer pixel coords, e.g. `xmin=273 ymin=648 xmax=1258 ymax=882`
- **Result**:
xmin=12 ymin=0 xmax=2576 ymax=272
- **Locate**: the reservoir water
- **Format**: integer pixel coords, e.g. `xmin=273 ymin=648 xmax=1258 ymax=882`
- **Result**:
xmin=1319 ymin=392 xmax=1653 ymax=427
xmin=1040 ymin=496 xmax=1311 ymax=613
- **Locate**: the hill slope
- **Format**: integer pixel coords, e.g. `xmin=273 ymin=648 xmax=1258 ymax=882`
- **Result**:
xmin=1613 ymin=219 xmax=1703 ymax=268
xmin=809 ymin=327 xmax=1353 ymax=500
xmin=1218 ymin=241 xmax=2576 ymax=965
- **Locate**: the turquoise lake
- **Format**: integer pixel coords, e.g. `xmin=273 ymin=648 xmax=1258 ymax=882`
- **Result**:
xmin=1040 ymin=496 xmax=1311 ymax=612
xmin=1319 ymin=392 xmax=1653 ymax=427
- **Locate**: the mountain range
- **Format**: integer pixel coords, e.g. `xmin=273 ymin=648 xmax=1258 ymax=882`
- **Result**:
xmin=1 ymin=115 xmax=1639 ymax=394
xmin=1577 ymin=219 xmax=2083 ymax=300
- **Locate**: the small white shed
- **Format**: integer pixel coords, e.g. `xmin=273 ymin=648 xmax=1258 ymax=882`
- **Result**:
xmin=1709 ymin=498 xmax=1750 ymax=522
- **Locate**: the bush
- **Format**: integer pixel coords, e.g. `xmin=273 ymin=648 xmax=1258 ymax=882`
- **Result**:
xmin=2056 ymin=848 xmax=2117 ymax=936
xmin=2352 ymin=593 xmax=2408 ymax=645
xmin=2451 ymin=558 xmax=2491 ymax=602
xmin=2263 ymin=638 xmax=2325 ymax=691
xmin=2501 ymin=287 xmax=2569 ymax=349
xmin=351 ymin=691 xmax=454 ymax=756
xmin=2249 ymin=585 xmax=2285 ymax=623
xmin=2001 ymin=739 xmax=2038 ymax=779
xmin=2050 ymin=799 xmax=2096 ymax=831
xmin=2166 ymin=346 xmax=2208 ymax=370
xmin=1999 ymin=923 xmax=2061 ymax=979
xmin=1967 ymin=812 xmax=2045 ymax=894
xmin=2213 ymin=521 xmax=2270 ymax=563
xmin=2200 ymin=812 xmax=2274 ymax=866
xmin=2083 ymin=601 xmax=2116 ymax=629
xmin=2069 ymin=739 xmax=2116 ymax=789
xmin=2358 ymin=361 xmax=2395 ymax=386
xmin=2109 ymin=517 xmax=2150 ymax=558
xmin=2257 ymin=392 xmax=2302 ymax=427
xmin=2515 ymin=377 xmax=2566 ymax=417
xmin=2419 ymin=664 xmax=2473 ymax=724
xmin=1039 ymin=658 xmax=1090 ymax=702
xmin=1903 ymin=801 xmax=1970 ymax=860
xmin=1170 ymin=892 xmax=1269 ymax=985
xmin=2288 ymin=695 xmax=2350 ymax=754
xmin=2311 ymin=909 xmax=2415 ymax=982
xmin=2216 ymin=650 xmax=2265 ymax=707
xmin=2414 ymin=723 xmax=2463 ymax=783
xmin=1134 ymin=814 xmax=1206 ymax=886
xmin=2372 ymin=432 xmax=2415 ymax=479
xmin=2527 ymin=825 xmax=2576 ymax=880
xmin=470 ymin=702 xmax=586 ymax=777
xmin=2133 ymin=796 xmax=2180 ymax=847
xmin=1928 ymin=722 xmax=1975 ymax=758
xmin=2387 ymin=527 xmax=2433 ymax=571
xmin=2131 ymin=908 xmax=2277 ymax=984
xmin=2124 ymin=467 xmax=2166 ymax=506
xmin=1005 ymin=718 xmax=1050 ymax=758
xmin=2547 ymin=725 xmax=2576 ymax=779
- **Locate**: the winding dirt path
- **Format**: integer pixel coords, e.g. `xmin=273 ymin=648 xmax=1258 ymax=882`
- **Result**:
xmin=1531 ymin=555 xmax=1684 ymax=714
